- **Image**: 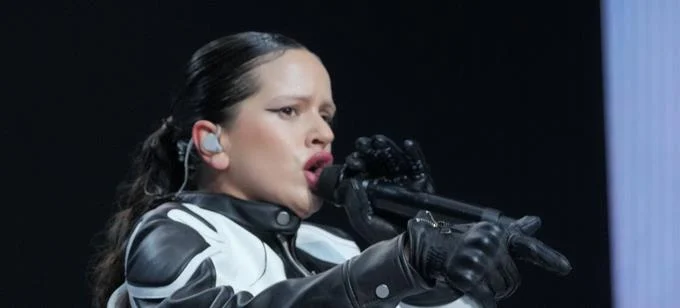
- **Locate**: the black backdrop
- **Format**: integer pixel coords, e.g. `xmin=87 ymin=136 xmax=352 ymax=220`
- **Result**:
xmin=5 ymin=2 xmax=611 ymax=307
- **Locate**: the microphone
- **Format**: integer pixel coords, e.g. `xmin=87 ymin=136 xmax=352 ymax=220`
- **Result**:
xmin=316 ymin=165 xmax=519 ymax=228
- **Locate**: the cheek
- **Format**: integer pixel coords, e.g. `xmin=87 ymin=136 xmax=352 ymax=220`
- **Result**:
xmin=230 ymin=119 xmax=303 ymax=183
xmin=234 ymin=118 xmax=289 ymax=151
xmin=249 ymin=121 xmax=300 ymax=160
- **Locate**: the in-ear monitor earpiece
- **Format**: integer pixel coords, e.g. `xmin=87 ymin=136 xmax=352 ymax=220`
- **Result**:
xmin=202 ymin=126 xmax=223 ymax=153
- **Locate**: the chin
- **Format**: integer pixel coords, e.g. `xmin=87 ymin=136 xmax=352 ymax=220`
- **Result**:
xmin=296 ymin=195 xmax=323 ymax=219
xmin=310 ymin=196 xmax=324 ymax=213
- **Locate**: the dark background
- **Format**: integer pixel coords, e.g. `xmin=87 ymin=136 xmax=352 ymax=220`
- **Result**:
xmin=6 ymin=2 xmax=611 ymax=307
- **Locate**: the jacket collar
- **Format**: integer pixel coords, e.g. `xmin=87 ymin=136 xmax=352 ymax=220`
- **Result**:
xmin=175 ymin=191 xmax=302 ymax=235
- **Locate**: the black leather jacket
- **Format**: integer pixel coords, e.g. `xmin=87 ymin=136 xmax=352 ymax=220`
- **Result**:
xmin=106 ymin=191 xmax=470 ymax=308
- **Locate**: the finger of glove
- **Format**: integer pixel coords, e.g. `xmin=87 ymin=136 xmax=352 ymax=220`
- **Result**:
xmin=462 ymin=222 xmax=505 ymax=257
xmin=483 ymin=268 xmax=508 ymax=301
xmin=450 ymin=248 xmax=496 ymax=290
xmin=403 ymin=139 xmax=436 ymax=193
xmin=402 ymin=139 xmax=430 ymax=176
xmin=445 ymin=222 xmax=504 ymax=292
xmin=491 ymin=254 xmax=521 ymax=300
xmin=456 ymin=227 xmax=521 ymax=301
xmin=356 ymin=136 xmax=391 ymax=175
xmin=509 ymin=233 xmax=573 ymax=275
xmin=372 ymin=135 xmax=410 ymax=175
xmin=446 ymin=267 xmax=486 ymax=294
xmin=462 ymin=247 xmax=496 ymax=273
xmin=344 ymin=152 xmax=366 ymax=173
xmin=466 ymin=283 xmax=498 ymax=308
xmin=371 ymin=134 xmax=401 ymax=151
xmin=355 ymin=136 xmax=374 ymax=155
xmin=341 ymin=179 xmax=399 ymax=243
xmin=339 ymin=179 xmax=372 ymax=217
xmin=510 ymin=215 xmax=542 ymax=236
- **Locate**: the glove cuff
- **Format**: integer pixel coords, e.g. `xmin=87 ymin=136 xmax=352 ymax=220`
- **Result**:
xmin=344 ymin=234 xmax=433 ymax=306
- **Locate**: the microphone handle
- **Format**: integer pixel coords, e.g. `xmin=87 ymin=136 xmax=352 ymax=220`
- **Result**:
xmin=365 ymin=181 xmax=517 ymax=228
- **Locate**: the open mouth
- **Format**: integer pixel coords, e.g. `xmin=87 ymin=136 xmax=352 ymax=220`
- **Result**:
xmin=304 ymin=151 xmax=334 ymax=188
xmin=306 ymin=160 xmax=325 ymax=174
xmin=304 ymin=151 xmax=333 ymax=172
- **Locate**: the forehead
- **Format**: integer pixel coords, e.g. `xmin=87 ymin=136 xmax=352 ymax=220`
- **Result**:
xmin=251 ymin=49 xmax=333 ymax=102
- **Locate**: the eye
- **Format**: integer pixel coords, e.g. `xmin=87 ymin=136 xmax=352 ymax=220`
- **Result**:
xmin=269 ymin=106 xmax=299 ymax=119
xmin=321 ymin=113 xmax=334 ymax=124
xmin=280 ymin=106 xmax=295 ymax=115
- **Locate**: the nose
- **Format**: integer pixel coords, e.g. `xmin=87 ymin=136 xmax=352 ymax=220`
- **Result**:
xmin=306 ymin=115 xmax=334 ymax=149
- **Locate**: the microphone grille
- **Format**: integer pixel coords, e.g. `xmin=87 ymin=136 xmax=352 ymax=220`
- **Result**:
xmin=315 ymin=165 xmax=343 ymax=202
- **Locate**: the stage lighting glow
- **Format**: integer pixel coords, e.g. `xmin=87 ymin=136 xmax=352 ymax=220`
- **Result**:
xmin=602 ymin=1 xmax=679 ymax=307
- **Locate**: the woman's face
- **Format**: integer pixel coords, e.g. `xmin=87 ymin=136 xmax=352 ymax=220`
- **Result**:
xmin=215 ymin=49 xmax=336 ymax=218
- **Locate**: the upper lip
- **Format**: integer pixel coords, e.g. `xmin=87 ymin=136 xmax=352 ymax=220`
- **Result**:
xmin=304 ymin=151 xmax=334 ymax=172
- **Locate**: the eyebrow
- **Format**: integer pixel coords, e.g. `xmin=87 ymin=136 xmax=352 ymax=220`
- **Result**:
xmin=271 ymin=94 xmax=336 ymax=112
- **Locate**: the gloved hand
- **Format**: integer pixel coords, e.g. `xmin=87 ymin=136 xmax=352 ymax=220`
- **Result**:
xmin=405 ymin=210 xmax=572 ymax=308
xmin=338 ymin=135 xmax=435 ymax=245
xmin=336 ymin=134 xmax=572 ymax=307
xmin=344 ymin=134 xmax=435 ymax=194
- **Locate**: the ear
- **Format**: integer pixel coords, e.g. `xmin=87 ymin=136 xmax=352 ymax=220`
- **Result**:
xmin=191 ymin=120 xmax=231 ymax=170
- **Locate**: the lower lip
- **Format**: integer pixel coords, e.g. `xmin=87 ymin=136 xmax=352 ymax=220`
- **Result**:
xmin=304 ymin=168 xmax=323 ymax=188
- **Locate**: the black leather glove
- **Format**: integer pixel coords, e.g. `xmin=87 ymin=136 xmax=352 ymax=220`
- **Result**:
xmin=344 ymin=134 xmax=435 ymax=193
xmin=337 ymin=135 xmax=572 ymax=307
xmin=339 ymin=135 xmax=436 ymax=245
xmin=336 ymin=176 xmax=401 ymax=245
xmin=405 ymin=210 xmax=572 ymax=308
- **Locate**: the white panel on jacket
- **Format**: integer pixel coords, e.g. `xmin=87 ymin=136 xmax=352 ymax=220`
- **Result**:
xmin=177 ymin=204 xmax=287 ymax=296
xmin=295 ymin=223 xmax=361 ymax=264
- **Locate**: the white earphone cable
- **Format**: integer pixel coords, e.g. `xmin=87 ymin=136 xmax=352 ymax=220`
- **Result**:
xmin=175 ymin=138 xmax=193 ymax=197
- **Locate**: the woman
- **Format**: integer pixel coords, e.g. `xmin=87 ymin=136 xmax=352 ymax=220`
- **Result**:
xmin=90 ymin=31 xmax=571 ymax=308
